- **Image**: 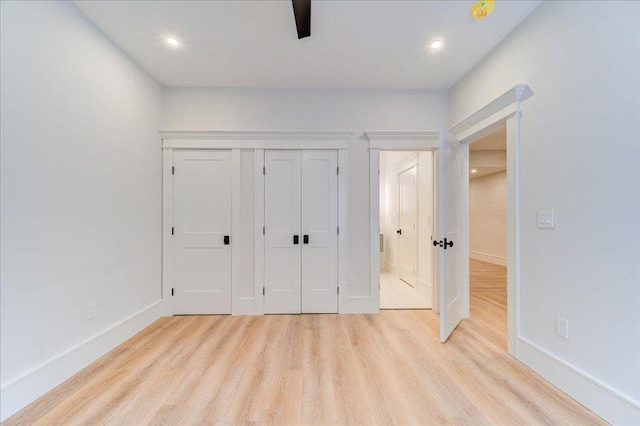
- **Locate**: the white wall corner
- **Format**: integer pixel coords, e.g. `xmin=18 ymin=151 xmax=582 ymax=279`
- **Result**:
xmin=518 ymin=336 xmax=640 ymax=425
xmin=0 ymin=301 xmax=163 ymax=421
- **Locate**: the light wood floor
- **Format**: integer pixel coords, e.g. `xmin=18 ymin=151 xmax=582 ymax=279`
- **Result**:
xmin=379 ymin=271 xmax=430 ymax=309
xmin=5 ymin=260 xmax=604 ymax=425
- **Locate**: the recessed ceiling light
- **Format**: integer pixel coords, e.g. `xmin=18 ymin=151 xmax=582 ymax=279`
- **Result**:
xmin=471 ymin=169 xmax=478 ymax=173
xmin=165 ymin=37 xmax=179 ymax=47
xmin=430 ymin=40 xmax=443 ymax=50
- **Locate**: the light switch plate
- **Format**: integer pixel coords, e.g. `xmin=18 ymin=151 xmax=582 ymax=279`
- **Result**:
xmin=87 ymin=302 xmax=96 ymax=320
xmin=537 ymin=210 xmax=555 ymax=228
xmin=555 ymin=317 xmax=569 ymax=339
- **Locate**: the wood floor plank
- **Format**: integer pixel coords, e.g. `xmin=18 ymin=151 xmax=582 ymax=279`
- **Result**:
xmin=4 ymin=260 xmax=605 ymax=425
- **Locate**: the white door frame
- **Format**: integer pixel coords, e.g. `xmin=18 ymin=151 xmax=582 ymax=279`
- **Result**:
xmin=366 ymin=84 xmax=532 ymax=356
xmin=161 ymin=131 xmax=351 ymax=316
xmin=367 ymin=132 xmax=440 ymax=314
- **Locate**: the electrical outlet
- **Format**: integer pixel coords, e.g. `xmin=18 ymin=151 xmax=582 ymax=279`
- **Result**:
xmin=87 ymin=302 xmax=96 ymax=320
xmin=537 ymin=210 xmax=555 ymax=228
xmin=555 ymin=317 xmax=569 ymax=339
xmin=348 ymin=274 xmax=356 ymax=286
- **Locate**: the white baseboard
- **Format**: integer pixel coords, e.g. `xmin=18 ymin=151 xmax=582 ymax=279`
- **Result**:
xmin=518 ymin=336 xmax=640 ymax=425
xmin=235 ymin=298 xmax=258 ymax=316
xmin=416 ymin=278 xmax=433 ymax=307
xmin=345 ymin=296 xmax=376 ymax=314
xmin=384 ymin=262 xmax=397 ymax=275
xmin=0 ymin=300 xmax=164 ymax=421
xmin=470 ymin=250 xmax=507 ymax=267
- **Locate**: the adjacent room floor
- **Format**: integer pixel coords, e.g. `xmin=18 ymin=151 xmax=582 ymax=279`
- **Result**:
xmin=5 ymin=260 xmax=604 ymax=424
xmin=379 ymin=271 xmax=430 ymax=309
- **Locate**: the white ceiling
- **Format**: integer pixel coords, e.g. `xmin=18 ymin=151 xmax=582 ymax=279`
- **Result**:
xmin=72 ymin=0 xmax=541 ymax=89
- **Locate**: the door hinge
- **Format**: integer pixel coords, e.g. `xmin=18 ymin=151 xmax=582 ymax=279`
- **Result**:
xmin=337 ymin=226 xmax=339 ymax=235
xmin=263 ymin=166 xmax=265 ymax=175
xmin=337 ymin=166 xmax=339 ymax=175
xmin=171 ymin=227 xmax=174 ymax=235
xmin=337 ymin=287 xmax=340 ymax=295
xmin=172 ymin=166 xmax=174 ymax=175
xmin=171 ymin=288 xmax=174 ymax=296
xmin=378 ymin=169 xmax=380 ymax=176
xmin=263 ymin=286 xmax=265 ymax=296
xmin=263 ymin=226 xmax=265 ymax=235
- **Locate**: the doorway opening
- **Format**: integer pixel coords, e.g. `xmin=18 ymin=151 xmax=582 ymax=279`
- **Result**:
xmin=468 ymin=121 xmax=508 ymax=350
xmin=378 ymin=150 xmax=435 ymax=310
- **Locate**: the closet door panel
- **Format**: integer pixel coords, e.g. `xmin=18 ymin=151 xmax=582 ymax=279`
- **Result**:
xmin=301 ymin=150 xmax=338 ymax=313
xmin=264 ymin=150 xmax=301 ymax=313
xmin=173 ymin=150 xmax=232 ymax=314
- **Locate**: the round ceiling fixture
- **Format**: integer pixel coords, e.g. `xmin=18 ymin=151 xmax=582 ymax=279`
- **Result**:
xmin=430 ymin=40 xmax=443 ymax=50
xmin=165 ymin=37 xmax=180 ymax=47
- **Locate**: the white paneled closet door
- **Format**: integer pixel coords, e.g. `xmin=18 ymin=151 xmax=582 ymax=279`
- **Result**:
xmin=301 ymin=150 xmax=338 ymax=313
xmin=173 ymin=150 xmax=232 ymax=315
xmin=263 ymin=150 xmax=339 ymax=314
xmin=264 ymin=150 xmax=302 ymax=314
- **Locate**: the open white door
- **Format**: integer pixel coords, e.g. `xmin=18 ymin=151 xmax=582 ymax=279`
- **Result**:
xmin=438 ymin=128 xmax=469 ymax=342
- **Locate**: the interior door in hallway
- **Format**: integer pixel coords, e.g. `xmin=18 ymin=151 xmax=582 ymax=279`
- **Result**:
xmin=438 ymin=129 xmax=468 ymax=342
xmin=173 ymin=150 xmax=232 ymax=314
xmin=301 ymin=150 xmax=338 ymax=313
xmin=264 ymin=150 xmax=302 ymax=314
xmin=398 ymin=165 xmax=418 ymax=287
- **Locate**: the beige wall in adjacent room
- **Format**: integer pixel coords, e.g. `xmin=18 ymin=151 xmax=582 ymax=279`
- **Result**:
xmin=469 ymin=171 xmax=507 ymax=266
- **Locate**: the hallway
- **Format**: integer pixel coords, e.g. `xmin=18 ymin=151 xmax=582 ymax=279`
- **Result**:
xmin=379 ymin=271 xmax=430 ymax=309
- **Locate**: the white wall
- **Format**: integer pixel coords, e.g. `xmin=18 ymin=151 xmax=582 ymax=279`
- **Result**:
xmin=469 ymin=171 xmax=507 ymax=266
xmin=162 ymin=88 xmax=448 ymax=310
xmin=379 ymin=152 xmax=387 ymax=268
xmin=450 ymin=1 xmax=640 ymax=423
xmin=416 ymin=151 xmax=434 ymax=298
xmin=0 ymin=1 xmax=162 ymax=420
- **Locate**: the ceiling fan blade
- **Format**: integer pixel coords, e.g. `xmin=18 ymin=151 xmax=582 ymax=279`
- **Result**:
xmin=292 ymin=0 xmax=311 ymax=39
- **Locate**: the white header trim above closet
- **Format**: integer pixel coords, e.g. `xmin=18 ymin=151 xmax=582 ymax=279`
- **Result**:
xmin=364 ymin=131 xmax=440 ymax=150
xmin=160 ymin=130 xmax=353 ymax=149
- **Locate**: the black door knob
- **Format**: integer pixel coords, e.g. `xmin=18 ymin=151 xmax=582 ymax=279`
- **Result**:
xmin=433 ymin=238 xmax=454 ymax=249
xmin=303 ymin=235 xmax=309 ymax=244
xmin=396 ymin=229 xmax=402 ymax=235
xmin=224 ymin=235 xmax=230 ymax=245
xmin=293 ymin=235 xmax=299 ymax=245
